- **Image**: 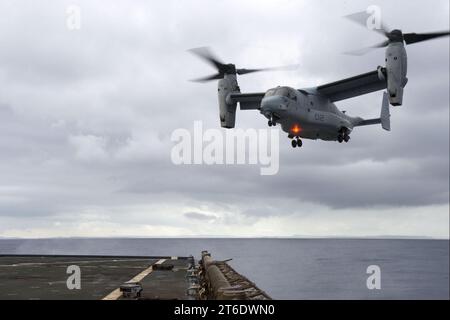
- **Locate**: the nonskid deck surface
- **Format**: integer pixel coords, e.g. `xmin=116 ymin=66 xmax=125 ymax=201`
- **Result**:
xmin=0 ymin=255 xmax=192 ymax=300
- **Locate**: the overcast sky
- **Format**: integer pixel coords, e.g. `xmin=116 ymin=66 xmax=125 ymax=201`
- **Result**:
xmin=0 ymin=0 xmax=448 ymax=238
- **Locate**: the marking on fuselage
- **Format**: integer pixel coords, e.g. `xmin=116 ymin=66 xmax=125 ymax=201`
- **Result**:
xmin=314 ymin=113 xmax=325 ymax=122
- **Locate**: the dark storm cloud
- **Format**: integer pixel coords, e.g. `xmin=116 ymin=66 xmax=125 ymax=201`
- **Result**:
xmin=0 ymin=0 xmax=448 ymax=236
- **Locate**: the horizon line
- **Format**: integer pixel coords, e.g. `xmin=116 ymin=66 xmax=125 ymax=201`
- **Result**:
xmin=0 ymin=235 xmax=447 ymax=240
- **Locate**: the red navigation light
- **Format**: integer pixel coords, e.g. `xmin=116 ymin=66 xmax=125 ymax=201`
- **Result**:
xmin=291 ymin=124 xmax=301 ymax=134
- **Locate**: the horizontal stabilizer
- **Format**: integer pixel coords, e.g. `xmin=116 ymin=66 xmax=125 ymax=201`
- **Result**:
xmin=357 ymin=118 xmax=381 ymax=126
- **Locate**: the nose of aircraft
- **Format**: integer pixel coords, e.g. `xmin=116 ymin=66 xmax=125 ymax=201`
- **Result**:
xmin=260 ymin=96 xmax=288 ymax=114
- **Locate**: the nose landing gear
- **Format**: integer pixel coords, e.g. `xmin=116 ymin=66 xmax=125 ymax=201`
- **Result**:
xmin=291 ymin=137 xmax=303 ymax=148
xmin=268 ymin=115 xmax=276 ymax=127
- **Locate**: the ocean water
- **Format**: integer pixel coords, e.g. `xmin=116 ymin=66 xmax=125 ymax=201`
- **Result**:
xmin=0 ymin=238 xmax=448 ymax=300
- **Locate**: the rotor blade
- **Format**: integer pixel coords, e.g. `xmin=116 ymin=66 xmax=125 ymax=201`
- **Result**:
xmin=236 ymin=64 xmax=299 ymax=75
xmin=403 ymin=31 xmax=450 ymax=45
xmin=343 ymin=40 xmax=390 ymax=56
xmin=190 ymin=73 xmax=223 ymax=83
xmin=188 ymin=47 xmax=225 ymax=71
xmin=344 ymin=11 xmax=390 ymax=37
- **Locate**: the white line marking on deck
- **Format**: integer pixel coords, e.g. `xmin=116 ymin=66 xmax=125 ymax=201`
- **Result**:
xmin=0 ymin=258 xmax=150 ymax=267
xmin=102 ymin=259 xmax=166 ymax=300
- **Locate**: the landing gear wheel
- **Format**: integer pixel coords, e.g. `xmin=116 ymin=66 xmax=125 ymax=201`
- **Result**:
xmin=338 ymin=135 xmax=344 ymax=143
xmin=268 ymin=120 xmax=273 ymax=127
xmin=297 ymin=139 xmax=303 ymax=147
xmin=291 ymin=139 xmax=298 ymax=148
xmin=344 ymin=134 xmax=350 ymax=143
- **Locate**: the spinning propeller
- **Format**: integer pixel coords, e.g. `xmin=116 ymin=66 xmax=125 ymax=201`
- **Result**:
xmin=189 ymin=47 xmax=298 ymax=82
xmin=344 ymin=11 xmax=449 ymax=55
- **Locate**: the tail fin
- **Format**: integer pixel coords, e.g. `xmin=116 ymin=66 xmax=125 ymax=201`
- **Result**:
xmin=380 ymin=91 xmax=391 ymax=131
xmin=353 ymin=91 xmax=391 ymax=130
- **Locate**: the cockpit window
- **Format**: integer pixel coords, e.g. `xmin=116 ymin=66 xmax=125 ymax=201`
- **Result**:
xmin=265 ymin=88 xmax=277 ymax=97
xmin=265 ymin=87 xmax=297 ymax=99
xmin=277 ymin=87 xmax=289 ymax=97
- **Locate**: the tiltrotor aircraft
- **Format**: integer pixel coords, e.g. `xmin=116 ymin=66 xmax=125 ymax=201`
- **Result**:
xmin=190 ymin=16 xmax=449 ymax=148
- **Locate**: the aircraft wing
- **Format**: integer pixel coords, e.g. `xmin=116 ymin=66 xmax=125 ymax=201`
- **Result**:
xmin=229 ymin=92 xmax=265 ymax=110
xmin=315 ymin=68 xmax=387 ymax=102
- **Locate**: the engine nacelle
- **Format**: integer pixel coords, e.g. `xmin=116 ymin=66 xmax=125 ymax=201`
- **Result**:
xmin=385 ymin=42 xmax=408 ymax=106
xmin=218 ymin=74 xmax=239 ymax=128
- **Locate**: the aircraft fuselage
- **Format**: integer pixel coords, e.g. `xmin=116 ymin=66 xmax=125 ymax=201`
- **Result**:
xmin=260 ymin=87 xmax=358 ymax=141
